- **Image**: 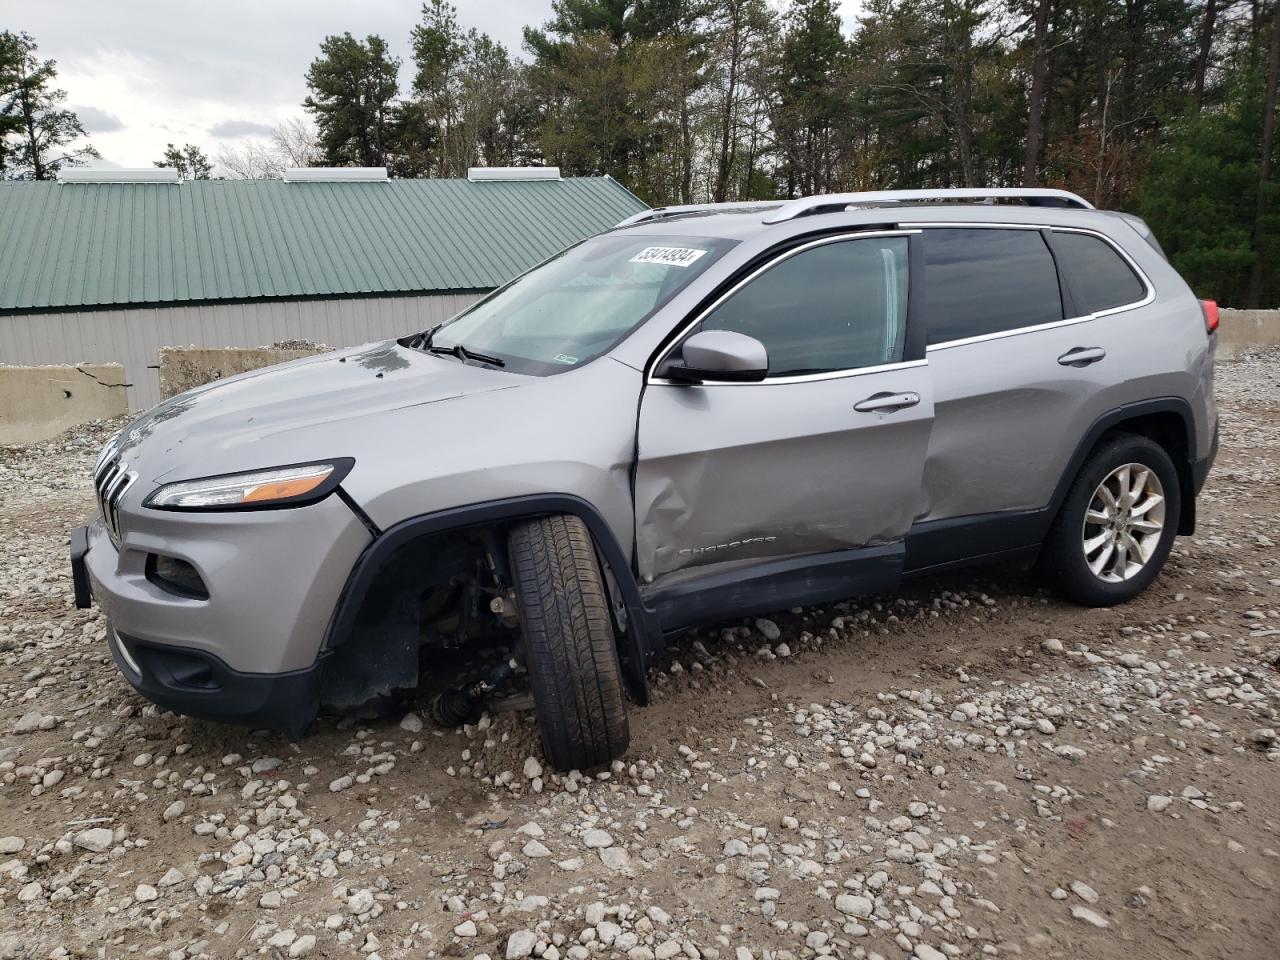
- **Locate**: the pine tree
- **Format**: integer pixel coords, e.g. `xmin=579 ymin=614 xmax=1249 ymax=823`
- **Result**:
xmin=303 ymin=33 xmax=400 ymax=167
xmin=154 ymin=143 xmax=214 ymax=180
xmin=0 ymin=31 xmax=98 ymax=180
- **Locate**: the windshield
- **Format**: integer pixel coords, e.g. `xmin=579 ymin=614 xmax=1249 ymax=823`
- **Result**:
xmin=424 ymin=233 xmax=735 ymax=376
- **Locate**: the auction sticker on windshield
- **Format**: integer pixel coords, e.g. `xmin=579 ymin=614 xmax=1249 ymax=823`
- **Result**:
xmin=630 ymin=246 xmax=708 ymax=268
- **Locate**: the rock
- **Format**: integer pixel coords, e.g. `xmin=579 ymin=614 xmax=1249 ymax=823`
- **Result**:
xmin=582 ymin=828 xmax=613 ymax=848
xmin=289 ymin=936 xmax=317 ymax=958
xmin=454 ymin=920 xmax=478 ymax=938
xmin=73 ymin=827 xmax=113 ymax=853
xmin=13 ymin=713 xmax=43 ymax=734
xmin=1070 ymin=880 xmax=1099 ymax=904
xmin=1071 ymin=905 xmax=1110 ymax=928
xmin=915 ymin=947 xmax=947 ymax=960
xmin=755 ymin=618 xmax=781 ymax=641
xmin=399 ymin=712 xmax=423 ymax=733
xmin=506 ymin=930 xmax=537 ymax=959
xmin=329 ymin=775 xmax=354 ymax=793
xmin=523 ymin=839 xmax=551 ymax=858
xmin=1249 ymin=728 xmax=1277 ymax=746
xmin=888 ymin=815 xmax=913 ymax=832
xmin=1118 ymin=653 xmax=1144 ymax=669
xmin=1042 ymin=638 xmax=1065 ymax=654
xmin=835 ymin=894 xmax=873 ymax=918
xmin=600 ymin=846 xmax=632 ymax=871
xmin=907 ymin=801 xmax=929 ymax=818
xmin=158 ymin=867 xmax=185 ymax=887
xmin=774 ymin=643 xmax=792 ymax=657
xmin=951 ymin=701 xmax=979 ymax=721
xmin=259 ymin=890 xmax=282 ymax=909
xmin=723 ymin=838 xmax=749 ymax=857
xmin=0 ymin=837 xmax=24 ymax=854
xmin=135 ymin=884 xmax=159 ymax=903
xmin=162 ymin=800 xmax=185 ymax=822
xmin=523 ymin=756 xmax=543 ymax=779
xmin=251 ymin=756 xmax=282 ymax=773
xmin=347 ymin=889 xmax=375 ymax=914
xmin=1147 ymin=795 xmax=1173 ymax=813
xmin=1035 ymin=718 xmax=1057 ymax=735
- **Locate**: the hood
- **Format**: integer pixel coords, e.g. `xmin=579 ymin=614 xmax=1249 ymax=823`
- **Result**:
xmin=114 ymin=340 xmax=522 ymax=480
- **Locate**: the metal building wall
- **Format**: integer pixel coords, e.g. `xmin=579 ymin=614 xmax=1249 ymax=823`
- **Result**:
xmin=0 ymin=292 xmax=483 ymax=412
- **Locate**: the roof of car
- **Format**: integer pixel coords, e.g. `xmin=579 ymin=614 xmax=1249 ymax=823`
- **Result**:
xmin=612 ymin=198 xmax=1128 ymax=243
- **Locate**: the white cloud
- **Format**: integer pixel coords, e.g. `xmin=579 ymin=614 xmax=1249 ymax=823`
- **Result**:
xmin=11 ymin=0 xmax=863 ymax=170
xmin=11 ymin=0 xmax=553 ymax=168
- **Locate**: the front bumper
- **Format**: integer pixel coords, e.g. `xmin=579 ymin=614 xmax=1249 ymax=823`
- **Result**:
xmin=72 ymin=484 xmax=374 ymax=734
xmin=108 ymin=626 xmax=321 ymax=738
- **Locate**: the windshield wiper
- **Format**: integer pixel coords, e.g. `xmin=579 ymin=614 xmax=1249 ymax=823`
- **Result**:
xmin=427 ymin=341 xmax=506 ymax=368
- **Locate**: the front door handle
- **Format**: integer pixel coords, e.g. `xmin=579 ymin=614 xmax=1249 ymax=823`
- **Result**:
xmin=854 ymin=391 xmax=920 ymax=413
xmin=1058 ymin=346 xmax=1106 ymax=367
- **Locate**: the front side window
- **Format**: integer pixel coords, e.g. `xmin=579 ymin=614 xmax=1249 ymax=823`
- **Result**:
xmin=922 ymin=228 xmax=1063 ymax=345
xmin=1050 ymin=231 xmax=1146 ymax=314
xmin=698 ymin=236 xmax=909 ymax=378
xmin=430 ymin=233 xmax=734 ymax=376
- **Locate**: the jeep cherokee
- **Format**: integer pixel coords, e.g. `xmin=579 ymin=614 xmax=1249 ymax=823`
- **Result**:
xmin=70 ymin=188 xmax=1219 ymax=770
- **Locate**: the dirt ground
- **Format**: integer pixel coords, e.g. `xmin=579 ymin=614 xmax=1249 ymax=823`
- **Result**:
xmin=0 ymin=352 xmax=1276 ymax=960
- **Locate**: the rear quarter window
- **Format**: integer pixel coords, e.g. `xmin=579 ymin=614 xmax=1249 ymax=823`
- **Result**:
xmin=922 ymin=228 xmax=1063 ymax=345
xmin=1050 ymin=231 xmax=1147 ymax=314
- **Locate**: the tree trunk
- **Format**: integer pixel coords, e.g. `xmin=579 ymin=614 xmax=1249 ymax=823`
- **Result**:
xmin=1194 ymin=0 xmax=1219 ymax=110
xmin=713 ymin=7 xmax=742 ymax=204
xmin=1023 ymin=0 xmax=1052 ymax=184
xmin=1247 ymin=11 xmax=1280 ymax=307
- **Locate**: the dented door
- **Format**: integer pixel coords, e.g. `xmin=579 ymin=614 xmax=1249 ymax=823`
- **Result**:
xmin=634 ymin=368 xmax=934 ymax=584
xmin=632 ymin=232 xmax=934 ymax=587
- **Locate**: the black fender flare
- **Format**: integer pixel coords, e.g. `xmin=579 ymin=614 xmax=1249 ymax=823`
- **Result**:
xmin=1047 ymin=397 xmax=1199 ymax=535
xmin=322 ymin=494 xmax=656 ymax=705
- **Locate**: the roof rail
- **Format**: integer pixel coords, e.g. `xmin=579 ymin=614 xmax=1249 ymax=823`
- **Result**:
xmin=761 ymin=188 xmax=1093 ymax=223
xmin=615 ymin=200 xmax=783 ymax=228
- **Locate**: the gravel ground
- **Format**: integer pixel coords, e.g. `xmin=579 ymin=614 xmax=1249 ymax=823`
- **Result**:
xmin=0 ymin=353 xmax=1277 ymax=960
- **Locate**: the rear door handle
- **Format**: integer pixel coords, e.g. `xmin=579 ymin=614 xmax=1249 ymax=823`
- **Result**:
xmin=1058 ymin=346 xmax=1106 ymax=367
xmin=854 ymin=391 xmax=920 ymax=413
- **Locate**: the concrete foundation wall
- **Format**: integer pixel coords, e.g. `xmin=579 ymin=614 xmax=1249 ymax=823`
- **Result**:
xmin=159 ymin=344 xmax=329 ymax=399
xmin=0 ymin=363 xmax=129 ymax=445
xmin=1218 ymin=309 xmax=1280 ymax=361
xmin=0 ymin=292 xmax=484 ymax=413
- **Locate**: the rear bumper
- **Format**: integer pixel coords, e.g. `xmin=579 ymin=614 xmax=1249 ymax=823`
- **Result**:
xmin=108 ymin=626 xmax=321 ymax=738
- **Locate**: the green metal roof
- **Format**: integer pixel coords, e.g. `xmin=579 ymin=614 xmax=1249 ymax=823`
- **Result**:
xmin=0 ymin=176 xmax=647 ymax=313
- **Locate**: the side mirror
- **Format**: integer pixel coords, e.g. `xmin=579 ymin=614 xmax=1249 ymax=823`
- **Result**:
xmin=662 ymin=330 xmax=769 ymax=383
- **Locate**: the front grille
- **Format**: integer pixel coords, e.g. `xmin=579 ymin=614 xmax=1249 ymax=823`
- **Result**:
xmin=94 ymin=442 xmax=137 ymax=546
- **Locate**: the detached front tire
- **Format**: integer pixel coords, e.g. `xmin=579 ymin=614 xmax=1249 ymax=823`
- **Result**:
xmin=1040 ymin=433 xmax=1181 ymax=607
xmin=508 ymin=514 xmax=629 ymax=771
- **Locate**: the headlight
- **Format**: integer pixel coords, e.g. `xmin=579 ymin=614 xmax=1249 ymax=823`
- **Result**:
xmin=143 ymin=459 xmax=354 ymax=511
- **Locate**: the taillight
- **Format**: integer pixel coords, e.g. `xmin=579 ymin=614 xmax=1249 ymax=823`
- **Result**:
xmin=1201 ymin=299 xmax=1219 ymax=334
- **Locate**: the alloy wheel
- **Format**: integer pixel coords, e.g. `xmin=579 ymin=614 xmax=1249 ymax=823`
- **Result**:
xmin=1081 ymin=462 xmax=1166 ymax=583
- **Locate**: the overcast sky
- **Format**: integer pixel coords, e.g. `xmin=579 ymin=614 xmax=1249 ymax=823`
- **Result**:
xmin=10 ymin=1 xmax=864 ymax=173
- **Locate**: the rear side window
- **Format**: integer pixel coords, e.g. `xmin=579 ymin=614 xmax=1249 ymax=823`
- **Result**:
xmin=922 ymin=229 xmax=1063 ymax=345
xmin=1050 ymin=231 xmax=1146 ymax=314
xmin=700 ymin=236 xmax=908 ymax=377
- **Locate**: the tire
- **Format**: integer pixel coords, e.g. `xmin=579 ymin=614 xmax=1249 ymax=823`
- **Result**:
xmin=1040 ymin=433 xmax=1182 ymax=607
xmin=508 ymin=514 xmax=630 ymax=771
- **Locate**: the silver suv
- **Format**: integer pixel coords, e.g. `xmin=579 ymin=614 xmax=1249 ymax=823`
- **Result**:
xmin=69 ymin=188 xmax=1219 ymax=770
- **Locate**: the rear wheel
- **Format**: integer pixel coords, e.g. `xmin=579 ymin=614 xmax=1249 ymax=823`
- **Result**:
xmin=508 ymin=514 xmax=629 ymax=771
xmin=1040 ymin=433 xmax=1181 ymax=607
